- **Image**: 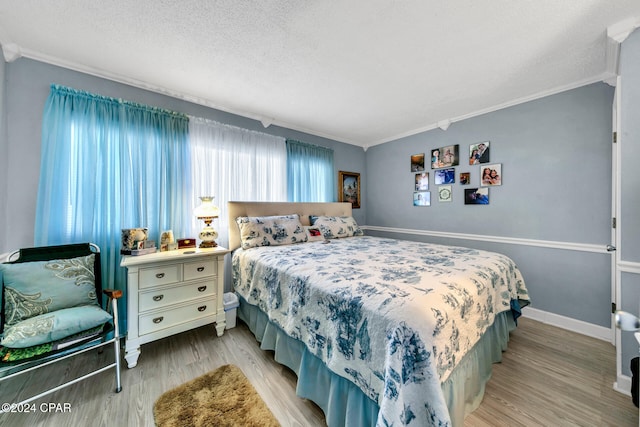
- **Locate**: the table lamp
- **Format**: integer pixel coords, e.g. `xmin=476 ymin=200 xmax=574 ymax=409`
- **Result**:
xmin=194 ymin=196 xmax=219 ymax=248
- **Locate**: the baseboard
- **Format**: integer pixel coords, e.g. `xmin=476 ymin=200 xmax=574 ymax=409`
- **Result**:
xmin=524 ymin=307 xmax=635 ymax=398
xmin=614 ymin=374 xmax=632 ymax=397
xmin=523 ymin=306 xmax=612 ymax=342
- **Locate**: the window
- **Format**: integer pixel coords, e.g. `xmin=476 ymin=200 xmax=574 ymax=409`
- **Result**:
xmin=286 ymin=139 xmax=335 ymax=202
xmin=188 ymin=117 xmax=287 ymax=248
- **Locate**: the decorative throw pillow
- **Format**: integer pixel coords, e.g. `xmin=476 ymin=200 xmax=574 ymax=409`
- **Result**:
xmin=0 ymin=305 xmax=112 ymax=348
xmin=0 ymin=254 xmax=98 ymax=327
xmin=236 ymin=214 xmax=308 ymax=249
xmin=304 ymin=226 xmax=326 ymax=242
xmin=309 ymin=216 xmax=364 ymax=239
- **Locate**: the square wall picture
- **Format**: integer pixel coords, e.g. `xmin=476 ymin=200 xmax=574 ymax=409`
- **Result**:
xmin=481 ymin=164 xmax=502 ymax=186
xmin=413 ymin=191 xmax=431 ymax=206
xmin=438 ymin=185 xmax=452 ymax=202
xmin=469 ymin=141 xmax=490 ymax=164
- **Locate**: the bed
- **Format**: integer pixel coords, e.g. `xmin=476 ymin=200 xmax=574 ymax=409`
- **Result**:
xmin=228 ymin=201 xmax=530 ymax=427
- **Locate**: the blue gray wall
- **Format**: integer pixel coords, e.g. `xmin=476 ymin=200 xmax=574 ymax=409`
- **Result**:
xmin=365 ymin=83 xmax=615 ymax=329
xmin=619 ymin=28 xmax=640 ymax=379
xmin=0 ymin=53 xmax=626 ymax=339
xmin=0 ymin=58 xmax=6 ymax=255
xmin=0 ymin=57 xmax=366 ymax=254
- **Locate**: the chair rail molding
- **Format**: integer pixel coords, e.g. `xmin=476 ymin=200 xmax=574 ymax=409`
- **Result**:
xmin=361 ymin=225 xmax=608 ymax=254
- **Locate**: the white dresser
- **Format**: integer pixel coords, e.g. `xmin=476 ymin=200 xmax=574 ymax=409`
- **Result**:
xmin=120 ymin=247 xmax=229 ymax=368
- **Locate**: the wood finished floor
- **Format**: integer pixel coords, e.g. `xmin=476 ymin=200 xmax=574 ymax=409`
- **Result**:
xmin=0 ymin=317 xmax=636 ymax=427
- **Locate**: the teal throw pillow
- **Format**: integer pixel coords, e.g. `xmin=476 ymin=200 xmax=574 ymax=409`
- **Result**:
xmin=0 ymin=254 xmax=98 ymax=327
xmin=0 ymin=305 xmax=112 ymax=348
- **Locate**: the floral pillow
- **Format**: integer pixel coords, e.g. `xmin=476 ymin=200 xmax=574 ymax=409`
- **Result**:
xmin=309 ymin=216 xmax=364 ymax=239
xmin=0 ymin=254 xmax=98 ymax=328
xmin=236 ymin=214 xmax=308 ymax=249
xmin=0 ymin=305 xmax=112 ymax=348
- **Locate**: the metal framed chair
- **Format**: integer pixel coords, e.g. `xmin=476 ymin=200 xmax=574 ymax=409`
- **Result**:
xmin=0 ymin=243 xmax=122 ymax=410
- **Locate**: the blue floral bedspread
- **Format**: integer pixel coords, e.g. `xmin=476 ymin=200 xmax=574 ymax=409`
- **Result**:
xmin=232 ymin=236 xmax=530 ymax=426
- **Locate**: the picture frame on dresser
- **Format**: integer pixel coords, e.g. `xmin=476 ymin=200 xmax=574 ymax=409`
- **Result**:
xmin=120 ymin=246 xmax=229 ymax=368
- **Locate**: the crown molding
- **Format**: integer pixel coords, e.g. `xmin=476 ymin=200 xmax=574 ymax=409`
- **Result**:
xmin=369 ymin=74 xmax=607 ymax=148
xmin=9 ymin=45 xmax=363 ymax=148
xmin=607 ymin=17 xmax=639 ymax=44
xmin=1 ymin=43 xmax=21 ymax=62
xmin=7 ymin=18 xmax=638 ymax=150
xmin=605 ymin=17 xmax=640 ymax=86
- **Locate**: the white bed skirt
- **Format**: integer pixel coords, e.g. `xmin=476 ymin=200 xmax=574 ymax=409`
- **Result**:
xmin=237 ymin=295 xmax=516 ymax=427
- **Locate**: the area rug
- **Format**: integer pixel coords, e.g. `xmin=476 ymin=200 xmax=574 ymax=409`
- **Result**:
xmin=153 ymin=364 xmax=280 ymax=427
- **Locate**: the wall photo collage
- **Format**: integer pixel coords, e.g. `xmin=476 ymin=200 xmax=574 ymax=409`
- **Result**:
xmin=411 ymin=141 xmax=501 ymax=206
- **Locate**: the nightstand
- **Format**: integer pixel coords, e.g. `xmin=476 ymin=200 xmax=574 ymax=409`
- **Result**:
xmin=120 ymin=246 xmax=229 ymax=368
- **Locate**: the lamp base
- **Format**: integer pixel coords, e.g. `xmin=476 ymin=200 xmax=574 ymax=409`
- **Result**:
xmin=199 ymin=241 xmax=218 ymax=248
xmin=198 ymin=222 xmax=219 ymax=249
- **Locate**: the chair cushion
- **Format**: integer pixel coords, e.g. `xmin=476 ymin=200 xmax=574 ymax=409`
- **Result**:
xmin=0 ymin=254 xmax=98 ymax=327
xmin=0 ymin=305 xmax=112 ymax=348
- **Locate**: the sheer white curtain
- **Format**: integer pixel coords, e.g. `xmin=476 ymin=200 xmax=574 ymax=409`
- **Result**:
xmin=187 ymin=117 xmax=287 ymax=251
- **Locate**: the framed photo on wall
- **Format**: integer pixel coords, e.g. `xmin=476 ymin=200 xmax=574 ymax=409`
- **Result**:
xmin=415 ymin=172 xmax=429 ymax=191
xmin=413 ymin=191 xmax=431 ymax=206
xmin=464 ymin=187 xmax=490 ymax=205
xmin=459 ymin=172 xmax=471 ymax=185
xmin=411 ymin=153 xmax=425 ymax=172
xmin=431 ymin=144 xmax=459 ymax=169
xmin=338 ymin=170 xmax=361 ymax=209
xmin=469 ymin=141 xmax=490 ymax=164
xmin=434 ymin=167 xmax=455 ymax=185
xmin=480 ymin=163 xmax=502 ymax=186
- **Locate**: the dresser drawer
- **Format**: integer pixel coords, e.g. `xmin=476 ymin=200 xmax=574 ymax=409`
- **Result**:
xmin=139 ymin=264 xmax=181 ymax=289
xmin=184 ymin=259 xmax=216 ymax=281
xmin=139 ymin=299 xmax=216 ymax=335
xmin=139 ymin=281 xmax=215 ymax=312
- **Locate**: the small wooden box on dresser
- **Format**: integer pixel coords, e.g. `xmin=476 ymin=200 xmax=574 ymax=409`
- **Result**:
xmin=120 ymin=246 xmax=229 ymax=368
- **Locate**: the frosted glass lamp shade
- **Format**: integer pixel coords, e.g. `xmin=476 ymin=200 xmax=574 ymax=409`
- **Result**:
xmin=194 ymin=196 xmax=220 ymax=219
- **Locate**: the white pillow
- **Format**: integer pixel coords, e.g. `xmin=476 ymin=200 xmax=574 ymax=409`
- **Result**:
xmin=309 ymin=216 xmax=364 ymax=239
xmin=236 ymin=214 xmax=308 ymax=249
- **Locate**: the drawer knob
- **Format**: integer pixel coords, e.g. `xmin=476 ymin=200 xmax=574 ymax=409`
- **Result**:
xmin=153 ymin=316 xmax=164 ymax=324
xmin=197 ymin=286 xmax=207 ymax=292
xmin=197 ymin=305 xmax=207 ymax=312
xmin=155 ymin=273 xmax=165 ymax=279
xmin=197 ymin=266 xmax=205 ymax=272
xmin=153 ymin=295 xmax=164 ymax=302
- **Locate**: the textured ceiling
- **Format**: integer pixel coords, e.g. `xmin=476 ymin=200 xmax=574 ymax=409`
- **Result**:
xmin=1 ymin=1 xmax=639 ymax=148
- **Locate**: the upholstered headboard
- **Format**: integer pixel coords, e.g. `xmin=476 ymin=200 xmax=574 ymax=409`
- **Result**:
xmin=227 ymin=201 xmax=352 ymax=251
